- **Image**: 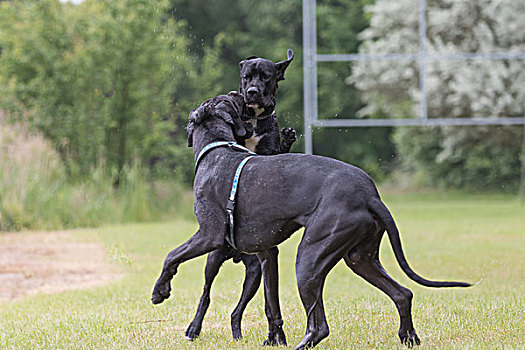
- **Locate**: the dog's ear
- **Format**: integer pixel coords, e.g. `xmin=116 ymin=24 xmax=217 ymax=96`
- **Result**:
xmin=187 ymin=106 xmax=207 ymax=147
xmin=239 ymin=56 xmax=258 ymax=69
xmin=186 ymin=121 xmax=194 ymax=147
xmin=187 ymin=109 xmax=201 ymax=147
xmin=189 ymin=107 xmax=205 ymax=126
xmin=276 ymin=49 xmax=294 ymax=81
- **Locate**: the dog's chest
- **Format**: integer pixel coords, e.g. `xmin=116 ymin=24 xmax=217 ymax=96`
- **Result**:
xmin=244 ymin=118 xmax=261 ymax=152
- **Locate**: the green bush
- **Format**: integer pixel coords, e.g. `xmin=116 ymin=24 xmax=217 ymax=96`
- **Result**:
xmin=394 ymin=125 xmax=523 ymax=192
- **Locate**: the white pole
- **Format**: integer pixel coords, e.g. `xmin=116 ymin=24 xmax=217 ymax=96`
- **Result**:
xmin=302 ymin=0 xmax=317 ymax=154
xmin=520 ymin=117 xmax=525 ymax=205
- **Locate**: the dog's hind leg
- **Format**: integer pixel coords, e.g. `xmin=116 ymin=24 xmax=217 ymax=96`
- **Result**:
xmin=257 ymin=247 xmax=287 ymax=346
xmin=185 ymin=247 xmax=231 ymax=341
xmin=231 ymin=254 xmax=262 ymax=340
xmin=344 ymin=237 xmax=421 ymax=348
xmin=294 ymin=212 xmax=373 ymax=349
xmin=151 ymin=227 xmax=224 ymax=305
xmin=294 ymin=243 xmax=346 ymax=349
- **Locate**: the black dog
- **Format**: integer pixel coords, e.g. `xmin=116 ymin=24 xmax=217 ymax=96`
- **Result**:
xmin=237 ymin=50 xmax=295 ymax=154
xmin=184 ymin=52 xmax=296 ymax=341
xmin=152 ymin=49 xmax=472 ymax=349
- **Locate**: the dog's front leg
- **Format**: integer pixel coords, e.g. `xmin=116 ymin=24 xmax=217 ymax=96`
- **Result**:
xmin=279 ymin=127 xmax=297 ymax=153
xmin=151 ymin=229 xmax=224 ymax=305
xmin=230 ymin=254 xmax=262 ymax=340
xmin=186 ymin=247 xmax=231 ymax=340
xmin=257 ymin=247 xmax=287 ymax=346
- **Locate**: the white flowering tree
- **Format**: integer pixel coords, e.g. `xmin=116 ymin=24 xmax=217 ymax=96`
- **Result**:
xmin=350 ymin=0 xmax=525 ymax=190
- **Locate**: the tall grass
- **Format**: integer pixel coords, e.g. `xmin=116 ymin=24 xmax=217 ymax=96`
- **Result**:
xmin=0 ymin=119 xmax=186 ymax=231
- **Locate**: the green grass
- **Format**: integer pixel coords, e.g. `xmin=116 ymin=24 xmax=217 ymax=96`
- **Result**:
xmin=1 ymin=193 xmax=524 ymax=349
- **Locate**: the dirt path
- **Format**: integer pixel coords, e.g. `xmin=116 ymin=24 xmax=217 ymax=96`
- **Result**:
xmin=0 ymin=230 xmax=122 ymax=301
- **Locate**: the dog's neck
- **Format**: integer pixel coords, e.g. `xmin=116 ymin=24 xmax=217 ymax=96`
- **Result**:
xmin=191 ymin=124 xmax=236 ymax=163
xmin=245 ymin=103 xmax=274 ymax=121
xmin=252 ymin=106 xmax=265 ymax=118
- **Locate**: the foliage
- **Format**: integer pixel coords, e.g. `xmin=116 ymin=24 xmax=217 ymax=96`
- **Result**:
xmin=0 ymin=0 xmax=397 ymax=187
xmin=0 ymin=0 xmax=193 ymax=182
xmin=351 ymin=0 xmax=525 ymax=190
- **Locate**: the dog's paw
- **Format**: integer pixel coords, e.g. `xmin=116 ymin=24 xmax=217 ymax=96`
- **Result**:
xmin=151 ymin=293 xmax=166 ymax=305
xmin=185 ymin=322 xmax=201 ymax=341
xmin=280 ymin=127 xmax=297 ymax=145
xmin=231 ymin=316 xmax=243 ymax=340
xmin=262 ymin=328 xmax=287 ymax=346
xmin=151 ymin=279 xmax=172 ymax=305
xmin=399 ymin=329 xmax=421 ymax=348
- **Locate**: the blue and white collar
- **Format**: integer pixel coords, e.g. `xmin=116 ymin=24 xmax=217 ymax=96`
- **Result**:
xmin=194 ymin=141 xmax=256 ymax=172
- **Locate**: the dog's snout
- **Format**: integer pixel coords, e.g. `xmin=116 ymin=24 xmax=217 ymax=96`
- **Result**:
xmin=246 ymin=87 xmax=259 ymax=96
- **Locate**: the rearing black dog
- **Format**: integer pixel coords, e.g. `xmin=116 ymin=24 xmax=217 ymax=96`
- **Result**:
xmin=152 ymin=49 xmax=472 ymax=349
xmin=184 ymin=51 xmax=296 ymax=342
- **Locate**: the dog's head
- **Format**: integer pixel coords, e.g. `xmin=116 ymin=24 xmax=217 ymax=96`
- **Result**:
xmin=187 ymin=96 xmax=252 ymax=147
xmin=239 ymin=49 xmax=294 ymax=118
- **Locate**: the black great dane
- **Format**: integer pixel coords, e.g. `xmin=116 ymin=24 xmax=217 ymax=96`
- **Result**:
xmin=184 ymin=51 xmax=296 ymax=341
xmin=152 ymin=49 xmax=472 ymax=349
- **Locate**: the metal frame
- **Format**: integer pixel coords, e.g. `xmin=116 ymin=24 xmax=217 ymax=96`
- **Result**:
xmin=302 ymin=0 xmax=525 ymax=154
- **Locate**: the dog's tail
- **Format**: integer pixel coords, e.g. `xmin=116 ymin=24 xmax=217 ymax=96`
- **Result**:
xmin=368 ymin=198 xmax=472 ymax=288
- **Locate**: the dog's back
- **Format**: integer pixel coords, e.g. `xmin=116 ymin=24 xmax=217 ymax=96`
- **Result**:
xmin=233 ymin=153 xmax=379 ymax=229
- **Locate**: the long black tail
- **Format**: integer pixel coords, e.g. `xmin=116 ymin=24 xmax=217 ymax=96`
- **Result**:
xmin=369 ymin=198 xmax=471 ymax=288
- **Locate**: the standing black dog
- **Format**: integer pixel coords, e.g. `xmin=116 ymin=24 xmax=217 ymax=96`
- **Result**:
xmin=152 ymin=49 xmax=472 ymax=349
xmin=184 ymin=51 xmax=296 ymax=342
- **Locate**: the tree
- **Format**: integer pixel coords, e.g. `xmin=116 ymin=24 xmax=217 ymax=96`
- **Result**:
xmin=0 ymin=0 xmax=194 ymax=184
xmin=351 ymin=0 xmax=525 ymax=190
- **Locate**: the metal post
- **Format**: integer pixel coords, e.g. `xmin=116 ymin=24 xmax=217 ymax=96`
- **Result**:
xmin=418 ymin=0 xmax=428 ymax=120
xmin=520 ymin=117 xmax=525 ymax=205
xmin=303 ymin=0 xmax=317 ymax=154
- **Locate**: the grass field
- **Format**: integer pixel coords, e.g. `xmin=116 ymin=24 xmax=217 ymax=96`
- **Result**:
xmin=1 ymin=192 xmax=524 ymax=349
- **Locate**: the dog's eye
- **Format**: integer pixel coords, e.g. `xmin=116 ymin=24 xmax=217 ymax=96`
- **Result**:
xmin=261 ymin=72 xmax=270 ymax=80
xmin=243 ymin=74 xmax=251 ymax=80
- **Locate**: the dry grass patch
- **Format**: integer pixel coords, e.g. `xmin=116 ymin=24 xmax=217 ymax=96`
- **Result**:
xmin=0 ymin=230 xmax=122 ymax=300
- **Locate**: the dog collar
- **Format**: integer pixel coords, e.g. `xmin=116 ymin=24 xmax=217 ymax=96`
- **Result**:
xmin=256 ymin=111 xmax=275 ymax=120
xmin=246 ymin=104 xmax=274 ymax=120
xmin=194 ymin=141 xmax=256 ymax=173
